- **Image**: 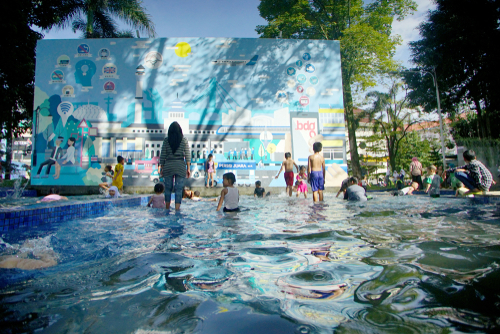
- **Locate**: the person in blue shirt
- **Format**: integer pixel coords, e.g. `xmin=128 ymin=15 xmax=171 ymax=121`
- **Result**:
xmin=240 ymin=148 xmax=244 ymax=160
xmin=251 ymin=147 xmax=255 ymax=160
xmin=229 ymin=149 xmax=233 ymax=160
xmin=244 ymin=148 xmax=248 ymax=160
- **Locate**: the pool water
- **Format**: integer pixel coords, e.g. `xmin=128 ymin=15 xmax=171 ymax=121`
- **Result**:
xmin=1 ymin=194 xmax=500 ymax=333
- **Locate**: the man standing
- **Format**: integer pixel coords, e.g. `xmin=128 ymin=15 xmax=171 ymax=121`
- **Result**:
xmin=251 ymin=147 xmax=255 ymax=160
xmin=35 ymin=137 xmax=63 ymax=178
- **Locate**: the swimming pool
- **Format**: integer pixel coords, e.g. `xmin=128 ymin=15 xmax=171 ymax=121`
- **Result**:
xmin=1 ymin=194 xmax=499 ymax=333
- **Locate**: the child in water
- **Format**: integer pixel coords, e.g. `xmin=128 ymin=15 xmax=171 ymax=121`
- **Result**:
xmin=105 ymin=186 xmax=121 ymax=198
xmin=254 ymin=180 xmax=270 ymax=198
xmin=217 ymin=172 xmax=239 ymax=212
xmin=205 ymin=154 xmax=215 ymax=188
xmin=37 ymin=187 xmax=68 ymax=203
xmin=99 ymin=165 xmax=114 ymax=192
xmin=307 ymin=142 xmax=326 ymax=202
xmin=148 ymin=183 xmax=166 ymax=208
xmin=424 ymin=165 xmax=443 ymax=198
xmin=296 ymin=166 xmax=308 ymax=198
xmin=393 ymin=182 xmax=419 ymax=196
xmin=275 ymin=152 xmax=299 ymax=197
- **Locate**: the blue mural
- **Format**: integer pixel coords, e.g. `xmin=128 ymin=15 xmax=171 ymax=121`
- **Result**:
xmin=32 ymin=38 xmax=348 ymax=187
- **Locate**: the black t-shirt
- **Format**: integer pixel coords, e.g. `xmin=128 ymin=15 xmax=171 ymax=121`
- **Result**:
xmin=254 ymin=187 xmax=266 ymax=197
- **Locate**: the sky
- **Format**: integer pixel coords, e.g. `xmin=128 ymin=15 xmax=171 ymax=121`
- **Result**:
xmin=41 ymin=0 xmax=436 ymax=69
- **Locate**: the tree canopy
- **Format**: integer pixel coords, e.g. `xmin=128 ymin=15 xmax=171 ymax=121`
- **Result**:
xmin=256 ymin=0 xmax=417 ymax=176
xmin=407 ymin=0 xmax=500 ymax=139
xmin=54 ymin=0 xmax=155 ymax=38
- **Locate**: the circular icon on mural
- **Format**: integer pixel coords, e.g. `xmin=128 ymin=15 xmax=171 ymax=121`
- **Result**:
xmin=305 ymin=64 xmax=315 ymax=73
xmin=102 ymin=63 xmax=117 ymax=75
xmin=295 ymin=59 xmax=303 ymax=68
xmin=286 ymin=67 xmax=296 ymax=76
xmin=62 ymin=85 xmax=74 ymax=96
xmin=77 ymin=44 xmax=90 ymax=54
xmin=276 ymin=90 xmax=288 ymax=104
xmin=144 ymin=51 xmax=163 ymax=69
xmin=299 ymin=96 xmax=310 ymax=106
xmin=103 ymin=81 xmax=115 ymax=91
xmin=297 ymin=85 xmax=304 ymax=93
xmin=306 ymin=87 xmax=316 ymax=96
xmin=57 ymin=55 xmax=70 ymax=67
xmin=51 ymin=70 xmax=64 ymax=81
xmin=287 ymin=79 xmax=296 ymax=88
xmin=310 ymin=76 xmax=319 ymax=85
xmin=297 ymin=74 xmax=306 ymax=84
xmin=303 ymin=53 xmax=311 ymax=61
xmin=99 ymin=48 xmax=110 ymax=58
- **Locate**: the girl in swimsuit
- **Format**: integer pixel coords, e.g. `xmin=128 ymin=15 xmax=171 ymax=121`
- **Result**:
xmin=206 ymin=154 xmax=215 ymax=188
xmin=296 ymin=166 xmax=308 ymax=198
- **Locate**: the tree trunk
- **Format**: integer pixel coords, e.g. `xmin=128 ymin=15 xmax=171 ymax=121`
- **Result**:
xmin=343 ymin=80 xmax=361 ymax=177
xmin=5 ymin=112 xmax=13 ymax=180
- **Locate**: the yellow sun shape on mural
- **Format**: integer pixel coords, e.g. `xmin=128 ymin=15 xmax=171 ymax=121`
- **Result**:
xmin=175 ymin=42 xmax=191 ymax=57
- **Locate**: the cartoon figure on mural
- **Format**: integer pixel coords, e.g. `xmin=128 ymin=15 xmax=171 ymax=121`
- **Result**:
xmin=34 ymin=137 xmax=64 ymax=178
xmin=53 ymin=137 xmax=76 ymax=179
xmin=75 ymin=59 xmax=96 ymax=90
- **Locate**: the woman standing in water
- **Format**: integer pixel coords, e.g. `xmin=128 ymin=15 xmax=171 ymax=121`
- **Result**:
xmin=159 ymin=122 xmax=191 ymax=210
xmin=409 ymin=157 xmax=423 ymax=190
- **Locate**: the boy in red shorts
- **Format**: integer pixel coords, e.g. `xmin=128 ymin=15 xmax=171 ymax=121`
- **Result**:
xmin=275 ymin=152 xmax=299 ymax=197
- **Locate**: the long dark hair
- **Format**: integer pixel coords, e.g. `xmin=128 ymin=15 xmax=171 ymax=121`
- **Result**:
xmin=168 ymin=122 xmax=183 ymax=154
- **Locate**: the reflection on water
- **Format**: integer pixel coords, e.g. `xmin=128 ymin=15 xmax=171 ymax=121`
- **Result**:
xmin=1 ymin=194 xmax=500 ymax=333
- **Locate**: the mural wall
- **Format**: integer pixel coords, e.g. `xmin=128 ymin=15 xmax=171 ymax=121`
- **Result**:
xmin=32 ymin=38 xmax=348 ymax=188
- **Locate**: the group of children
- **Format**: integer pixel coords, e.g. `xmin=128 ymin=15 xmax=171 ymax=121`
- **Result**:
xmin=275 ymin=142 xmax=326 ymax=202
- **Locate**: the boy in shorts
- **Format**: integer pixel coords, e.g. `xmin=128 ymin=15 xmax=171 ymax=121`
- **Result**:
xmin=275 ymin=152 xmax=299 ymax=197
xmin=308 ymin=142 xmax=326 ymax=202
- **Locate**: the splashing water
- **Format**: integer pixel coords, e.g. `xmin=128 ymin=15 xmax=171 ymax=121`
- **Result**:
xmin=1 ymin=193 xmax=500 ymax=333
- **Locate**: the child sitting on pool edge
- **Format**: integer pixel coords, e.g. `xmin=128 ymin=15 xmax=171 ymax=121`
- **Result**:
xmin=148 ymin=183 xmax=165 ymax=208
xmin=254 ymin=180 xmax=271 ymax=198
xmin=217 ymin=172 xmax=239 ymax=212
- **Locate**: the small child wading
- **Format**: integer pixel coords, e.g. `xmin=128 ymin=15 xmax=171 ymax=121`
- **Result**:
xmin=217 ymin=172 xmax=240 ymax=212
xmin=148 ymin=183 xmax=166 ymax=208
xmin=296 ymin=166 xmax=308 ymax=198
xmin=425 ymin=165 xmax=443 ymax=198
xmin=205 ymin=154 xmax=215 ymax=188
xmin=276 ymin=152 xmax=299 ymax=197
xmin=308 ymin=142 xmax=326 ymax=202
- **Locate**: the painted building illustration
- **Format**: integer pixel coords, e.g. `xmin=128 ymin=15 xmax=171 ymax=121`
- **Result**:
xmin=32 ymin=38 xmax=348 ymax=187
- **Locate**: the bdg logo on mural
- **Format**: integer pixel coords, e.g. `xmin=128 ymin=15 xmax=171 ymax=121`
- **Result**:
xmin=295 ymin=120 xmax=316 ymax=138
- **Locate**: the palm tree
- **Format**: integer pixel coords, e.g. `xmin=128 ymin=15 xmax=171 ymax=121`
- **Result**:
xmin=50 ymin=0 xmax=155 ymax=38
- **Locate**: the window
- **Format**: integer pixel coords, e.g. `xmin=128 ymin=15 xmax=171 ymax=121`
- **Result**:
xmin=146 ymin=144 xmax=149 ymax=148
xmin=197 ymin=144 xmax=200 ymax=148
xmin=157 ymin=144 xmax=161 ymax=148
xmin=151 ymin=150 xmax=155 ymax=158
xmin=142 ymin=130 xmax=145 ymax=133
xmin=133 ymin=130 xmax=135 ymax=133
xmin=203 ymin=144 xmax=206 ymax=148
xmin=155 ymin=130 xmax=158 ymax=133
xmin=202 ymin=131 xmax=205 ymax=134
xmin=160 ymin=130 xmax=162 ymax=133
xmin=102 ymin=142 xmax=110 ymax=158
xmin=219 ymin=150 xmax=222 ymax=154
xmin=157 ymin=150 xmax=160 ymax=157
xmin=190 ymin=131 xmax=193 ymax=134
xmin=192 ymin=144 xmax=195 ymax=148
xmin=146 ymin=130 xmax=149 ymax=133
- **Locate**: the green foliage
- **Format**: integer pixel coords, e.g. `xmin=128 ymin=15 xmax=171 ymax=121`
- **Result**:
xmin=407 ymin=0 xmax=500 ymax=138
xmin=52 ymin=0 xmax=156 ymax=38
xmin=256 ymin=0 xmax=417 ymax=176
xmin=364 ymin=81 xmax=417 ymax=171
